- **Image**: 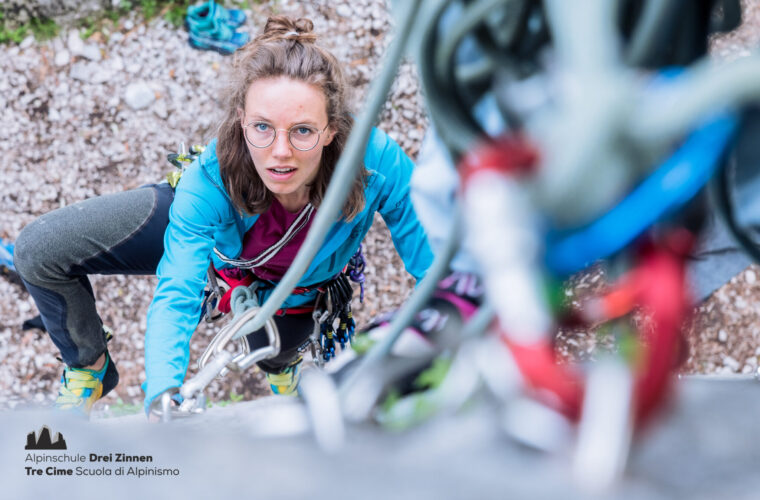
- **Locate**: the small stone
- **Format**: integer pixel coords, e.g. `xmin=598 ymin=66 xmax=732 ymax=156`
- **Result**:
xmin=124 ymin=82 xmax=155 ymax=109
xmin=69 ymin=62 xmax=94 ymax=82
xmin=20 ymin=36 xmax=35 ymax=50
xmin=90 ymin=69 xmax=113 ymax=85
xmin=153 ymin=99 xmax=168 ymax=119
xmin=168 ymin=82 xmax=187 ymax=101
xmin=723 ymin=356 xmax=740 ymax=372
xmin=54 ymin=49 xmax=71 ymax=67
xmin=67 ymin=30 xmax=85 ymax=55
xmin=718 ymin=329 xmax=728 ymax=343
xmin=81 ymin=45 xmax=102 ymax=62
xmin=124 ymin=20 xmax=135 ymax=31
xmin=109 ymin=56 xmax=124 ymax=72
xmin=336 ymin=5 xmax=352 ymax=17
xmin=746 ymin=269 xmax=756 ymax=284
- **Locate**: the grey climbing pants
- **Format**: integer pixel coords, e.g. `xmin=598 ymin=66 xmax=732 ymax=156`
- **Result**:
xmin=14 ymin=182 xmax=312 ymax=374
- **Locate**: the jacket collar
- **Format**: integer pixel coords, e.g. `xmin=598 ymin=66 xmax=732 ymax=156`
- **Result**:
xmin=199 ymin=138 xmax=384 ymax=237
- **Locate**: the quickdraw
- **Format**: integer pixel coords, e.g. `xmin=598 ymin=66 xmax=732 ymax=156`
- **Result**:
xmin=261 ymin=246 xmax=366 ymax=365
xmin=313 ymin=273 xmax=357 ymax=362
xmin=460 ymin=132 xmax=701 ymax=429
xmin=166 ymin=142 xmax=206 ymax=188
xmin=347 ymin=244 xmax=366 ymax=303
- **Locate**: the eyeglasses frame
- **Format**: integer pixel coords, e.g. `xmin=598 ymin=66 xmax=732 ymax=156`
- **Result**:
xmin=242 ymin=120 xmax=331 ymax=152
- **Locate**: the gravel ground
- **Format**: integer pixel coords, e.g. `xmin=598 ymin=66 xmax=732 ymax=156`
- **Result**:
xmin=1 ymin=0 xmax=759 ymax=413
xmin=0 ymin=0 xmax=424 ymax=411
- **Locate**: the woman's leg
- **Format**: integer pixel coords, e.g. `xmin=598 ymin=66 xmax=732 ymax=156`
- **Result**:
xmin=246 ymin=312 xmax=315 ymax=395
xmin=14 ymin=183 xmax=174 ymax=398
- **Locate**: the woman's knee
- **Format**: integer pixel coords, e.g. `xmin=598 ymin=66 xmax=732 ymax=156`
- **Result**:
xmin=15 ymin=187 xmax=171 ymax=283
xmin=13 ymin=217 xmax=54 ymax=284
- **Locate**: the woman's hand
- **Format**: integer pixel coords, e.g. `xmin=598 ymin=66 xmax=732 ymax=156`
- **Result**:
xmin=146 ymin=387 xmax=182 ymax=422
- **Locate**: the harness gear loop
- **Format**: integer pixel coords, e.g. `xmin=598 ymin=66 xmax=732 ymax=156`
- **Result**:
xmin=347 ymin=244 xmax=366 ymax=302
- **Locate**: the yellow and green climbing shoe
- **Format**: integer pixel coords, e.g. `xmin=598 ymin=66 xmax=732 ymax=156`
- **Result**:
xmin=55 ymin=353 xmax=119 ymax=416
xmin=265 ymin=362 xmax=302 ymax=396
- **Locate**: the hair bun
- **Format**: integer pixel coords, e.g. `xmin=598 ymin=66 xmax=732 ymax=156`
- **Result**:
xmin=261 ymin=15 xmax=317 ymax=44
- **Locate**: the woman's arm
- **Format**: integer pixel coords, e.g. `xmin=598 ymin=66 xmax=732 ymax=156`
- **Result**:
xmin=141 ymin=162 xmax=229 ymax=412
xmin=369 ymin=128 xmax=435 ymax=281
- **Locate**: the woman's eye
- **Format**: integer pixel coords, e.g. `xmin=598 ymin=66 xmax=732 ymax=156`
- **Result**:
xmin=295 ymin=127 xmax=314 ymax=136
xmin=254 ymin=123 xmax=270 ymax=132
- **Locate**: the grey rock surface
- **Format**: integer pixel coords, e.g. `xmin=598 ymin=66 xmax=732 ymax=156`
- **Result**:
xmin=2 ymin=378 xmax=759 ymax=499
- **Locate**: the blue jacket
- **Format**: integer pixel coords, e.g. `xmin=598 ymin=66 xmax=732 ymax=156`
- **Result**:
xmin=142 ymin=128 xmax=434 ymax=409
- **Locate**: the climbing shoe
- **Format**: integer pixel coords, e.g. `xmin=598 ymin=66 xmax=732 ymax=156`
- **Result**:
xmin=186 ymin=0 xmax=249 ymax=55
xmin=55 ymin=353 xmax=119 ymax=416
xmin=265 ymin=362 xmax=302 ymax=396
xmin=187 ymin=24 xmax=249 ymax=55
xmin=187 ymin=0 xmax=247 ymax=29
xmin=0 ymin=239 xmax=22 ymax=286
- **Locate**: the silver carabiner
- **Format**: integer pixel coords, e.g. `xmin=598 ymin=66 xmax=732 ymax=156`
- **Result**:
xmin=198 ymin=305 xmax=281 ymax=374
xmin=203 ymin=265 xmax=226 ymax=323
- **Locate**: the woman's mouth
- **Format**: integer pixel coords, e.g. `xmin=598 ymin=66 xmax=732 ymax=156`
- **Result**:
xmin=267 ymin=167 xmax=297 ymax=180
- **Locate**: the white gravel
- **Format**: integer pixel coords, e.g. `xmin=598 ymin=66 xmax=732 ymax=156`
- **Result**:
xmin=0 ymin=0 xmax=427 ymax=410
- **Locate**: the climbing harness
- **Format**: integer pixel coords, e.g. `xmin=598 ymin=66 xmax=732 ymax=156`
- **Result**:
xmin=206 ymin=242 xmax=367 ymax=363
xmin=154 ymin=259 xmax=367 ymax=421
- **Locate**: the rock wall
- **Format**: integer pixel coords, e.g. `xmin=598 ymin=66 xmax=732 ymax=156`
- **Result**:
xmin=2 ymin=0 xmax=113 ymax=27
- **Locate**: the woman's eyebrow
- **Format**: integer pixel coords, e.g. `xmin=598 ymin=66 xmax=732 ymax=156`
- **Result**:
xmin=245 ymin=114 xmax=319 ymax=127
xmin=244 ymin=114 xmax=271 ymax=123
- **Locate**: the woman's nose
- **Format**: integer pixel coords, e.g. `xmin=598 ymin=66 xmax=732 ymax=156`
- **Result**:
xmin=271 ymin=131 xmax=293 ymax=158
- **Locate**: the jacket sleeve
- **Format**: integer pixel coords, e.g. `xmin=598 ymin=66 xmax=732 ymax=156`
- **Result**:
xmin=142 ymin=163 xmax=229 ymax=412
xmin=368 ymin=128 xmax=434 ymax=281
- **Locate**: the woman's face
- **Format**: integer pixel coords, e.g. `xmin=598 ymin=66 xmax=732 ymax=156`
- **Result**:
xmin=240 ymin=76 xmax=334 ymax=212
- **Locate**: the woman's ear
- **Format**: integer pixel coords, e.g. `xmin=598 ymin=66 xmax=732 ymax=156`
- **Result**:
xmin=323 ymin=127 xmax=336 ymax=147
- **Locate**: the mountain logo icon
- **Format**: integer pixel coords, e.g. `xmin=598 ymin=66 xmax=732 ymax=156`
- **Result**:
xmin=25 ymin=426 xmax=67 ymax=450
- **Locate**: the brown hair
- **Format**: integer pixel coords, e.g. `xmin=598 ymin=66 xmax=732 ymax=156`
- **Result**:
xmin=216 ymin=15 xmax=367 ymax=220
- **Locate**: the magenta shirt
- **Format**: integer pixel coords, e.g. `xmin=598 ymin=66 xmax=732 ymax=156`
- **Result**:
xmin=234 ymin=198 xmax=313 ymax=281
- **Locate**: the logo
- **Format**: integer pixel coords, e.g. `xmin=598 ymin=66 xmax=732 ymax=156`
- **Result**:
xmin=22 ymin=427 xmax=180 ymax=478
xmin=25 ymin=426 xmax=67 ymax=450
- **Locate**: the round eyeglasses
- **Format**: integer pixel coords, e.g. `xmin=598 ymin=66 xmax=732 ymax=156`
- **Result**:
xmin=243 ymin=121 xmax=329 ymax=151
